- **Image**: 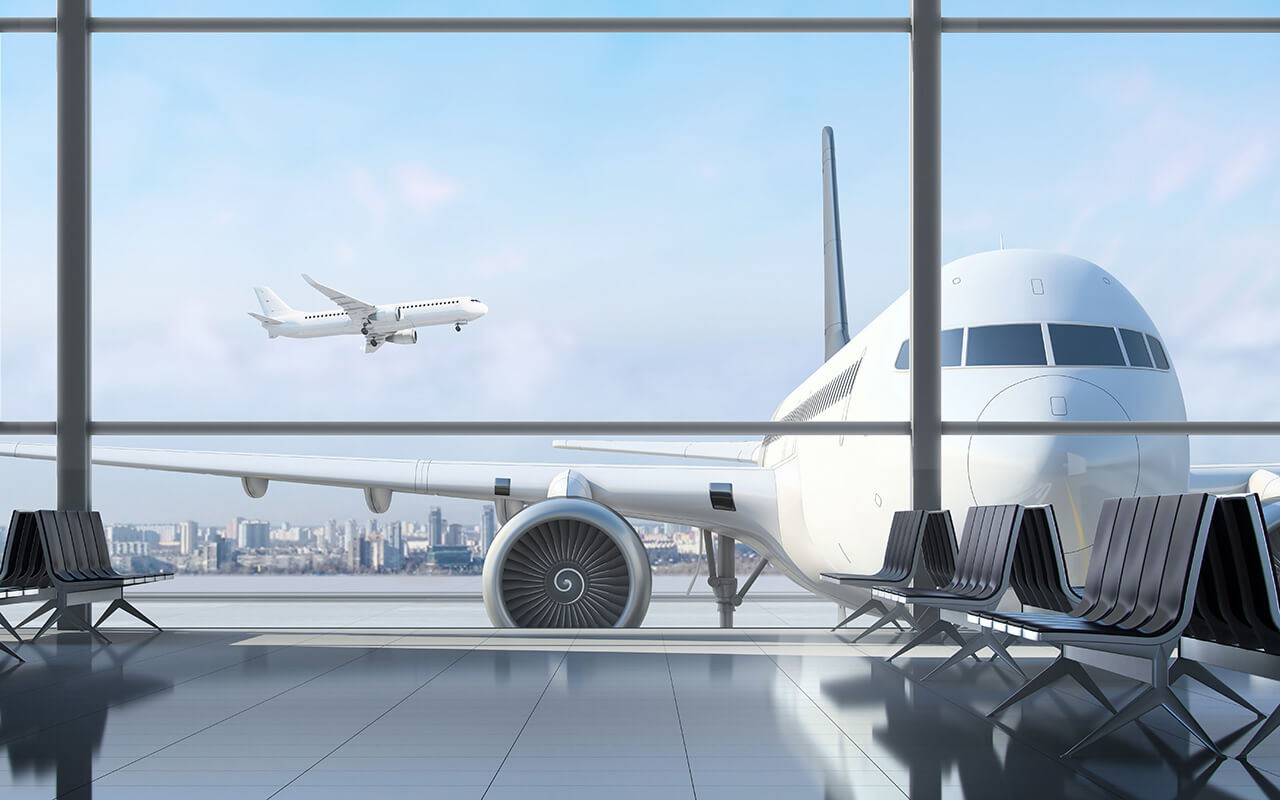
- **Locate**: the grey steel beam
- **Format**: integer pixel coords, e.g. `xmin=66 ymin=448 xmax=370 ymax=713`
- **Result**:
xmin=57 ymin=0 xmax=91 ymax=512
xmin=909 ymin=0 xmax=942 ymax=512
xmin=0 ymin=422 xmax=58 ymax=434
xmin=0 ymin=18 xmax=57 ymax=31
xmin=87 ymin=420 xmax=914 ymax=436
xmin=56 ymin=0 xmax=92 ymax=641
xmin=944 ymin=17 xmax=1280 ymax=33
xmin=90 ymin=17 xmax=911 ymax=33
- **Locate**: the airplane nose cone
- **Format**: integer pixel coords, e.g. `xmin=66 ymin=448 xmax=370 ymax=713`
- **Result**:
xmin=472 ymin=301 xmax=488 ymax=316
xmin=967 ymin=376 xmax=1139 ymax=583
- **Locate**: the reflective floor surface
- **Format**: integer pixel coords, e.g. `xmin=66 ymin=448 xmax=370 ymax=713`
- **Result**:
xmin=1 ymin=627 xmax=1279 ymax=799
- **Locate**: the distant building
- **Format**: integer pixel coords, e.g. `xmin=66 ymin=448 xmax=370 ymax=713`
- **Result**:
xmin=480 ymin=505 xmax=497 ymax=557
xmin=446 ymin=523 xmax=464 ymax=546
xmin=428 ymin=507 xmax=443 ymax=548
xmin=238 ymin=520 xmax=270 ymax=549
xmin=428 ymin=545 xmax=473 ymax=569
xmin=203 ymin=535 xmax=234 ymax=571
xmin=178 ymin=520 xmax=198 ymax=555
xmin=228 ymin=516 xmax=243 ymax=547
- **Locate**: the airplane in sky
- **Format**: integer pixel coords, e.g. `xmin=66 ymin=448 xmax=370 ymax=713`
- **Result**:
xmin=248 ymin=274 xmax=488 ymax=353
xmin=4 ymin=129 xmax=1275 ymax=628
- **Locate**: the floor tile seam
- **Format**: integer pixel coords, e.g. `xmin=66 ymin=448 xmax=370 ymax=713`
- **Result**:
xmin=741 ymin=630 xmax=907 ymax=799
xmin=868 ymin=653 xmax=1128 ymax=800
xmin=662 ymin=630 xmax=699 ymax=800
xmin=480 ymin=629 xmax=577 ymax=800
xmin=2 ymin=629 xmax=247 ymax=699
xmin=262 ymin=628 xmax=503 ymax=799
xmin=64 ymin=631 xmax=381 ymax=797
xmin=0 ymin=631 xmax=321 ymax=754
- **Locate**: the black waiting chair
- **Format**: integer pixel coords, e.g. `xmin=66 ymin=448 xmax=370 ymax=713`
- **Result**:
xmin=872 ymin=504 xmax=1028 ymax=678
xmin=23 ymin=510 xmax=172 ymax=643
xmin=975 ymin=493 xmax=1220 ymax=757
xmin=1172 ymin=493 xmax=1280 ymax=758
xmin=821 ymin=509 xmax=957 ymax=639
xmin=0 ymin=512 xmax=58 ymax=662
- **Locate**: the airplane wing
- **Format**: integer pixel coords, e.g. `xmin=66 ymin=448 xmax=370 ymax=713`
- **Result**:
xmin=0 ymin=442 xmax=779 ymax=539
xmin=553 ymin=439 xmax=761 ymax=464
xmin=302 ymin=273 xmax=376 ymax=322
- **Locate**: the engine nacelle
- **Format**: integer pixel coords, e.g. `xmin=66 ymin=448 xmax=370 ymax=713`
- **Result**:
xmin=481 ymin=497 xmax=652 ymax=628
xmin=386 ymin=330 xmax=417 ymax=345
xmin=1261 ymin=499 xmax=1280 ymax=539
xmin=368 ymin=305 xmax=402 ymax=323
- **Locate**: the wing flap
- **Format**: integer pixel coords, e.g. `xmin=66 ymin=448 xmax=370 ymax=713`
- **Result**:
xmin=552 ymin=439 xmax=762 ymax=464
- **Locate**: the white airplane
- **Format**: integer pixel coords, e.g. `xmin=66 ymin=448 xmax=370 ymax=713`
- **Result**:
xmin=248 ymin=274 xmax=488 ymax=353
xmin=4 ymin=129 xmax=1275 ymax=628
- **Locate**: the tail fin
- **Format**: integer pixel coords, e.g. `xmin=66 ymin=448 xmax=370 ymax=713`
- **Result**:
xmin=254 ymin=286 xmax=293 ymax=316
xmin=822 ymin=126 xmax=850 ymax=362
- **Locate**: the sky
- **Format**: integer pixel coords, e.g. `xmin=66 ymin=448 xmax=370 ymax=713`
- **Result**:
xmin=0 ymin=2 xmax=1278 ymax=526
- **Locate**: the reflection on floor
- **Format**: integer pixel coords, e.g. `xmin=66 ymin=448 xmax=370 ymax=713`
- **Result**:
xmin=1 ymin=627 xmax=1278 ymax=799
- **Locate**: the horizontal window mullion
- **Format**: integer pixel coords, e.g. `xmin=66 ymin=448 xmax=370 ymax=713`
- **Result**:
xmin=943 ymin=17 xmax=1280 ymax=33
xmin=88 ymin=17 xmax=911 ymax=34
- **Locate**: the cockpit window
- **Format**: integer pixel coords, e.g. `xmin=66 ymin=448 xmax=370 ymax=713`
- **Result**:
xmin=966 ymin=324 xmax=1046 ymax=366
xmin=1147 ymin=335 xmax=1170 ymax=370
xmin=894 ymin=328 xmax=963 ymax=370
xmin=1119 ymin=328 xmax=1152 ymax=368
xmin=1048 ymin=324 xmax=1125 ymax=367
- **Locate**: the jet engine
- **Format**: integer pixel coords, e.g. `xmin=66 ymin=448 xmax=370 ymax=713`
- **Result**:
xmin=481 ymin=497 xmax=652 ymax=628
xmin=386 ymin=330 xmax=418 ymax=345
xmin=368 ymin=306 xmax=402 ymax=322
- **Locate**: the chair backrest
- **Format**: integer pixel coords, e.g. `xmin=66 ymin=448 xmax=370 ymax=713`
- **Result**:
xmin=0 ymin=511 xmax=52 ymax=588
xmin=1009 ymin=505 xmax=1080 ymax=613
xmin=874 ymin=510 xmax=928 ymax=582
xmin=920 ymin=510 xmax=958 ymax=588
xmin=1186 ymin=493 xmax=1280 ymax=651
xmin=83 ymin=512 xmax=122 ymax=578
xmin=1069 ymin=493 xmax=1216 ymax=635
xmin=944 ymin=504 xmax=1024 ymax=600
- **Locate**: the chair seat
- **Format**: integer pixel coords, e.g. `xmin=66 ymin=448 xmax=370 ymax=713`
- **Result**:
xmin=973 ymin=608 xmax=1170 ymax=643
xmin=877 ymin=586 xmax=996 ymax=606
xmin=821 ymin=570 xmax=910 ymax=587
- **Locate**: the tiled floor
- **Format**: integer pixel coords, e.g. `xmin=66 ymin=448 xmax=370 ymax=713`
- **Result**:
xmin=1 ymin=627 xmax=1278 ymax=799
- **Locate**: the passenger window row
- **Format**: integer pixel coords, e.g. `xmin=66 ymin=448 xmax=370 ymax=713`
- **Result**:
xmin=894 ymin=324 xmax=1169 ymax=370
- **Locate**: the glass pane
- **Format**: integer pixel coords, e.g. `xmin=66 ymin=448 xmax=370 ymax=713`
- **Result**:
xmin=965 ymin=323 xmax=1046 ymax=366
xmin=96 ymin=0 xmax=906 ymax=14
xmin=1119 ymin=327 xmax=1152 ymax=368
xmin=892 ymin=329 xmax=962 ymax=369
xmin=941 ymin=327 xmax=963 ymax=367
xmin=1048 ymin=323 xmax=1125 ymax=367
xmin=92 ymin=32 xmax=908 ymax=421
xmin=1147 ymin=335 xmax=1171 ymax=371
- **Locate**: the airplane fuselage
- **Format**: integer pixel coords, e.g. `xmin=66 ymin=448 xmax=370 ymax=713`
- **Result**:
xmin=268 ymin=297 xmax=489 ymax=339
xmin=715 ymin=250 xmax=1190 ymax=606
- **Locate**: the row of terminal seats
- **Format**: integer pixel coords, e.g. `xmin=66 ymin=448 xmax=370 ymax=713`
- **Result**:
xmin=0 ymin=510 xmax=172 ymax=662
xmin=823 ymin=492 xmax=1280 ymax=760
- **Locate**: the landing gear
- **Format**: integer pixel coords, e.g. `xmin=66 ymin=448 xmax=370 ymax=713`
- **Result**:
xmin=455 ymin=324 xmax=462 ymax=332
xmin=700 ymin=529 xmax=769 ymax=628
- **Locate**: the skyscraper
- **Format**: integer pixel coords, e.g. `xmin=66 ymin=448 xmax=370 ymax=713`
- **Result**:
xmin=428 ymin=506 xmax=443 ymax=548
xmin=178 ymin=520 xmax=198 ymax=555
xmin=238 ymin=520 xmax=270 ymax=549
xmin=480 ymin=505 xmax=497 ymax=558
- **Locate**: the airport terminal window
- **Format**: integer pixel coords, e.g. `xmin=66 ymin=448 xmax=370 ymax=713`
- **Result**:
xmin=1047 ymin=324 xmax=1125 ymax=367
xmin=965 ymin=324 xmax=1047 ymax=366
xmin=1119 ymin=328 xmax=1153 ymax=368
xmin=893 ymin=328 xmax=963 ymax=370
xmin=1147 ymin=335 xmax=1171 ymax=370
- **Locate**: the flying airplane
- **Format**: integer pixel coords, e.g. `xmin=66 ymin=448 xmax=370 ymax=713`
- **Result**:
xmin=4 ymin=128 xmax=1275 ymax=628
xmin=248 ymin=274 xmax=488 ymax=353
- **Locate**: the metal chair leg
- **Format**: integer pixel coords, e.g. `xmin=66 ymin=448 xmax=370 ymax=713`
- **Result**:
xmin=1064 ymin=686 xmax=1221 ymax=758
xmin=832 ymin=599 xmax=883 ymax=632
xmin=989 ymin=654 xmax=1114 ymax=718
xmin=853 ymin=604 xmax=915 ymax=643
xmin=0 ymin=638 xmax=22 ymax=663
xmin=17 ymin=599 xmax=55 ymax=629
xmin=888 ymin=618 xmax=967 ymax=662
xmin=30 ymin=609 xmax=62 ymax=642
xmin=0 ymin=612 xmax=21 ymax=643
xmin=984 ymin=632 xmax=1027 ymax=680
xmin=95 ymin=599 xmax=162 ymax=632
xmin=1170 ymin=658 xmax=1264 ymax=718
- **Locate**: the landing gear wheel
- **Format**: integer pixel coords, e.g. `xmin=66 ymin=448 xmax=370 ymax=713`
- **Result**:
xmin=455 ymin=324 xmax=462 ymax=332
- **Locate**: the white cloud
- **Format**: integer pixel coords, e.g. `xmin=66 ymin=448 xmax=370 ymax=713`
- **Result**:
xmin=395 ymin=162 xmax=458 ymax=213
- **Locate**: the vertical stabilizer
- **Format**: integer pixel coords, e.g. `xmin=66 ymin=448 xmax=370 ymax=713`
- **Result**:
xmin=822 ymin=126 xmax=850 ymax=362
xmin=254 ymin=287 xmax=292 ymax=317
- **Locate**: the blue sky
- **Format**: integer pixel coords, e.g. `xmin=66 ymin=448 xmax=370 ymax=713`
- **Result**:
xmin=1 ymin=5 xmax=1278 ymax=524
